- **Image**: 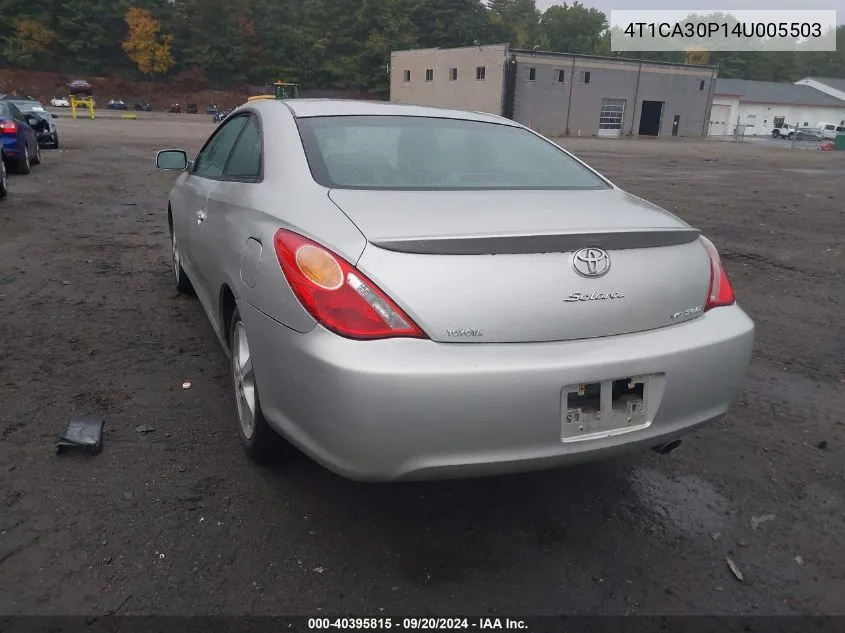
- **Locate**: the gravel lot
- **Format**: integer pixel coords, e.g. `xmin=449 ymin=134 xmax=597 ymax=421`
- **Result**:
xmin=0 ymin=117 xmax=843 ymax=617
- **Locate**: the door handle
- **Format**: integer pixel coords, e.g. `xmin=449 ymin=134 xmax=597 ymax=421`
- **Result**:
xmin=196 ymin=210 xmax=206 ymax=224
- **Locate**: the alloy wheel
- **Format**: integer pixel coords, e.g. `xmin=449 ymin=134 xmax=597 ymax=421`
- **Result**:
xmin=232 ymin=321 xmax=257 ymax=439
xmin=171 ymin=231 xmax=181 ymax=282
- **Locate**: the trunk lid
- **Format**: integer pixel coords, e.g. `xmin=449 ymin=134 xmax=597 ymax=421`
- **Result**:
xmin=329 ymin=189 xmax=711 ymax=343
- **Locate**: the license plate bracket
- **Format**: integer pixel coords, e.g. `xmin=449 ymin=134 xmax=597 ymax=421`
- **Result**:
xmin=561 ymin=376 xmax=651 ymax=442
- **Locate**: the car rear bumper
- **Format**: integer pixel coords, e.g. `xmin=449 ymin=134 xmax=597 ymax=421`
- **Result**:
xmin=1 ymin=138 xmax=20 ymax=158
xmin=240 ymin=302 xmax=755 ymax=481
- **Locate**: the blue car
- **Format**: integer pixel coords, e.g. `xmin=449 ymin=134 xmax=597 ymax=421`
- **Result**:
xmin=0 ymin=148 xmax=7 ymax=200
xmin=0 ymin=101 xmax=41 ymax=174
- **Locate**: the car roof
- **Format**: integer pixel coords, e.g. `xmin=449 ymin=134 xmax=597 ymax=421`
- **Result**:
xmin=274 ymin=98 xmax=518 ymax=126
xmin=0 ymin=95 xmax=38 ymax=103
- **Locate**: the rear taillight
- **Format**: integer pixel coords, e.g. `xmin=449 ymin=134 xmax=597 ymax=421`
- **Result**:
xmin=273 ymin=229 xmax=427 ymax=340
xmin=700 ymin=236 xmax=736 ymax=311
xmin=0 ymin=121 xmax=17 ymax=135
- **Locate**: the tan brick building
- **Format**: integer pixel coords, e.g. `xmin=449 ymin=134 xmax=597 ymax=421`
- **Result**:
xmin=390 ymin=44 xmax=718 ymax=138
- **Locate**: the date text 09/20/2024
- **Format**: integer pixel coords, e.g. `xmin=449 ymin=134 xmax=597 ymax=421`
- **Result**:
xmin=307 ymin=618 xmax=528 ymax=630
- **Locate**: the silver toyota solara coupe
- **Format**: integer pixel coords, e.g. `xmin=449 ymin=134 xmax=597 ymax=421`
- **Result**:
xmin=156 ymin=99 xmax=754 ymax=481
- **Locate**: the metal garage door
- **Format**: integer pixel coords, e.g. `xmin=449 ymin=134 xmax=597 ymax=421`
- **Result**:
xmin=708 ymin=105 xmax=730 ymax=136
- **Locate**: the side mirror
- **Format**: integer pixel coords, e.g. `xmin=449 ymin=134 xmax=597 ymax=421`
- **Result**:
xmin=156 ymin=149 xmax=188 ymax=171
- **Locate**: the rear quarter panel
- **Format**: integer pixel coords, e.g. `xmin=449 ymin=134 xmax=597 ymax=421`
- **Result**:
xmin=206 ymin=105 xmax=368 ymax=335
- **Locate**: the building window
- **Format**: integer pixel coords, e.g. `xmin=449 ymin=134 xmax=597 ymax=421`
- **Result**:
xmin=699 ymin=80 xmax=705 ymax=91
xmin=804 ymin=121 xmax=808 ymax=126
xmin=557 ymin=70 xmax=565 ymax=82
xmin=449 ymin=68 xmax=457 ymax=81
xmin=528 ymin=67 xmax=536 ymax=81
xmin=599 ymin=98 xmax=625 ymax=130
xmin=403 ymin=70 xmax=410 ymax=82
xmin=476 ymin=66 xmax=486 ymax=80
xmin=425 ymin=68 xmax=433 ymax=82
xmin=581 ymin=71 xmax=591 ymax=84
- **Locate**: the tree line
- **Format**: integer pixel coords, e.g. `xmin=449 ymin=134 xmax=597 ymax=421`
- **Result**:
xmin=0 ymin=0 xmax=843 ymax=95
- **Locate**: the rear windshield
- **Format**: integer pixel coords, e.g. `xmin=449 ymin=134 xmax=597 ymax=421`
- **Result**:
xmin=296 ymin=115 xmax=610 ymax=190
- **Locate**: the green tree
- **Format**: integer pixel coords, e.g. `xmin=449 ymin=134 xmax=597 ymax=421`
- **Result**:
xmin=1 ymin=19 xmax=57 ymax=68
xmin=355 ymin=0 xmax=418 ymax=93
xmin=539 ymin=2 xmax=606 ymax=54
xmin=488 ymin=0 xmax=540 ymax=47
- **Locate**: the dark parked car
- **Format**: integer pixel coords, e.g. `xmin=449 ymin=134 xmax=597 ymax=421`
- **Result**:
xmin=168 ymin=103 xmax=181 ymax=113
xmin=206 ymin=104 xmax=220 ymax=115
xmin=68 ymin=79 xmax=93 ymax=97
xmin=107 ymin=99 xmax=128 ymax=110
xmin=0 ymin=101 xmax=41 ymax=174
xmin=0 ymin=96 xmax=59 ymax=148
xmin=134 ymin=101 xmax=152 ymax=112
xmin=27 ymin=112 xmax=56 ymax=148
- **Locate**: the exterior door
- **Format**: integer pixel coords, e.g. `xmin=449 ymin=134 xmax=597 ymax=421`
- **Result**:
xmin=709 ymin=104 xmax=730 ymax=136
xmin=179 ymin=115 xmax=249 ymax=308
xmin=195 ymin=114 xmax=263 ymax=303
xmin=672 ymin=115 xmax=680 ymax=136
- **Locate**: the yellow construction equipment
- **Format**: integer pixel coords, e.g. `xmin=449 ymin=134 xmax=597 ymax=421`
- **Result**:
xmin=68 ymin=81 xmax=96 ymax=119
xmin=70 ymin=96 xmax=95 ymax=119
xmin=247 ymin=81 xmax=300 ymax=102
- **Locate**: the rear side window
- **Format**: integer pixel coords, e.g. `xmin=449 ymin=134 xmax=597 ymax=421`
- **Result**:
xmin=224 ymin=117 xmax=261 ymax=180
xmin=8 ymin=104 xmax=26 ymax=122
xmin=296 ymin=116 xmax=609 ymax=190
xmin=193 ymin=116 xmax=248 ymax=179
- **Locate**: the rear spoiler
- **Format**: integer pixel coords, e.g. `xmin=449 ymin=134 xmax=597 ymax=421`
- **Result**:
xmin=370 ymin=228 xmax=701 ymax=256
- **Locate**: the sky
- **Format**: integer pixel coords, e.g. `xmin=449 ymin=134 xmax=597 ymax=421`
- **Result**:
xmin=533 ymin=0 xmax=844 ymax=22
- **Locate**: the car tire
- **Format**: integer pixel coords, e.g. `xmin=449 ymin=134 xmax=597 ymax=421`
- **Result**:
xmin=788 ymin=133 xmax=795 ymax=140
xmin=52 ymin=133 xmax=60 ymax=149
xmin=170 ymin=228 xmax=193 ymax=294
xmin=229 ymin=306 xmax=278 ymax=460
xmin=31 ymin=143 xmax=41 ymax=165
xmin=0 ymin=157 xmax=7 ymax=200
xmin=16 ymin=145 xmax=31 ymax=174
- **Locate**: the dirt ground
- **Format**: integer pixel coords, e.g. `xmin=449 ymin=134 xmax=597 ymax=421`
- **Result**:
xmin=0 ymin=116 xmax=843 ymax=618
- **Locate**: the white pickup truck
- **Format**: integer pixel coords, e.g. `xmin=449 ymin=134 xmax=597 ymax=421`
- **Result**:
xmin=816 ymin=122 xmax=845 ymax=140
